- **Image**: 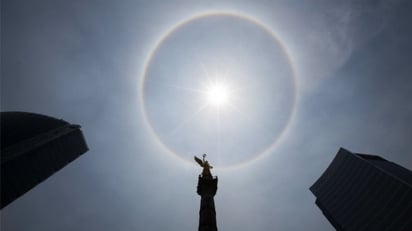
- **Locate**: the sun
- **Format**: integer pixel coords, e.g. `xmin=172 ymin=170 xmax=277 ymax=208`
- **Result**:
xmin=206 ymin=83 xmax=230 ymax=107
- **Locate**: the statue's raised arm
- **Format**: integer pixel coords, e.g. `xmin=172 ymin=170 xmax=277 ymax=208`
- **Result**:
xmin=194 ymin=154 xmax=213 ymax=178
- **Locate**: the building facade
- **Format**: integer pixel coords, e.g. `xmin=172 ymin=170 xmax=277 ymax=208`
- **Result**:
xmin=1 ymin=112 xmax=88 ymax=209
xmin=310 ymin=148 xmax=412 ymax=230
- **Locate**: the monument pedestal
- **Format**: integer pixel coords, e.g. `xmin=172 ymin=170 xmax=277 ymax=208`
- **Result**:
xmin=197 ymin=175 xmax=218 ymax=231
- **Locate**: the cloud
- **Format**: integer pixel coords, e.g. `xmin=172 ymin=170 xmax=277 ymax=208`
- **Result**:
xmin=285 ymin=0 xmax=403 ymax=91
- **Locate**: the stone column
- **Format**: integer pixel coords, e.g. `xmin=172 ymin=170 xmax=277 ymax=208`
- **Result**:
xmin=197 ymin=175 xmax=218 ymax=231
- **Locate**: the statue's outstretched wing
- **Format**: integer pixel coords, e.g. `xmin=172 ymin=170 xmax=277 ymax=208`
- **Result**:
xmin=194 ymin=156 xmax=204 ymax=167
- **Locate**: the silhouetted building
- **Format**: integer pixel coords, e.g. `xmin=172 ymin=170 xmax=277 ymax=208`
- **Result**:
xmin=1 ymin=112 xmax=88 ymax=209
xmin=310 ymin=148 xmax=412 ymax=231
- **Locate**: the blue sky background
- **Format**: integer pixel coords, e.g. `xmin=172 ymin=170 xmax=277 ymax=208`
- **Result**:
xmin=1 ymin=0 xmax=412 ymax=230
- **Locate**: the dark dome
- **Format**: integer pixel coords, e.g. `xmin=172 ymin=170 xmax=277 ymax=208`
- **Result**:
xmin=1 ymin=112 xmax=68 ymax=150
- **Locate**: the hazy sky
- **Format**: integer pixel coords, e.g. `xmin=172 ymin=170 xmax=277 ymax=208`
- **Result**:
xmin=1 ymin=0 xmax=412 ymax=230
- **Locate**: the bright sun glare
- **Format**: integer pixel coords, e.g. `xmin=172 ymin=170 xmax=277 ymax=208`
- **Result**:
xmin=206 ymin=83 xmax=229 ymax=107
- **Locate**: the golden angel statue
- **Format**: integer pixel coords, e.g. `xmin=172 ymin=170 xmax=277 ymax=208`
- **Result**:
xmin=194 ymin=154 xmax=213 ymax=177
